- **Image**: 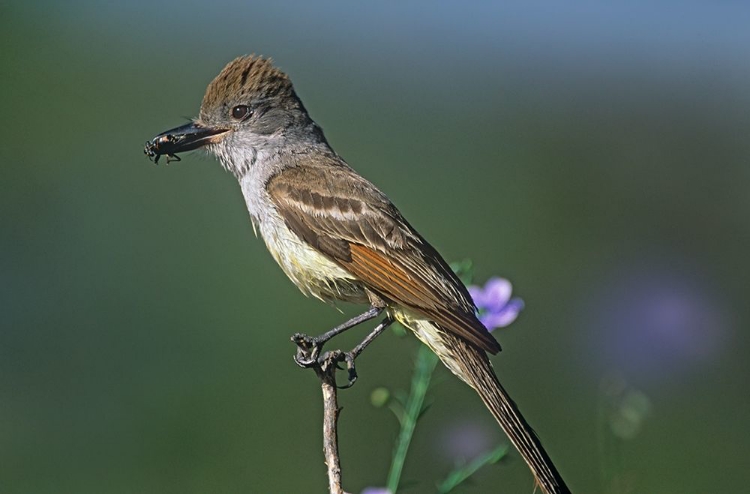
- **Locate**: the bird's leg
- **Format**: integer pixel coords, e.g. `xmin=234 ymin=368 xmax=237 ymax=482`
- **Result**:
xmin=292 ymin=306 xmax=384 ymax=368
xmin=331 ymin=315 xmax=394 ymax=388
xmin=349 ymin=315 xmax=394 ymax=360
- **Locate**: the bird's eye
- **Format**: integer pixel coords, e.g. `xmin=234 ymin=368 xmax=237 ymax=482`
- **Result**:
xmin=231 ymin=105 xmax=251 ymax=120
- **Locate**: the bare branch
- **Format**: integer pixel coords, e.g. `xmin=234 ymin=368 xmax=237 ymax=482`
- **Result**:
xmin=316 ymin=356 xmax=346 ymax=494
xmin=292 ymin=317 xmax=391 ymax=493
xmin=295 ymin=345 xmax=350 ymax=494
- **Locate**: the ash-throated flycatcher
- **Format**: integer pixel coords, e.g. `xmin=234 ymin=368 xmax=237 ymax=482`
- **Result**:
xmin=145 ymin=55 xmax=570 ymax=494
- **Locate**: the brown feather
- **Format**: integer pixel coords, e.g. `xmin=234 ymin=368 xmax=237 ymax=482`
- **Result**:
xmin=267 ymin=164 xmax=501 ymax=354
xmin=348 ymin=245 xmax=500 ymax=353
xmin=438 ymin=331 xmax=571 ymax=494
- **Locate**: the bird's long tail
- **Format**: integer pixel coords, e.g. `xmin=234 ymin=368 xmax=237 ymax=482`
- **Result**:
xmin=410 ymin=320 xmax=571 ymax=494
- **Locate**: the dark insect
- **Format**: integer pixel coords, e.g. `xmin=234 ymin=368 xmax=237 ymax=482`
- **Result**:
xmin=144 ymin=121 xmax=226 ymax=165
xmin=144 ymin=134 xmax=182 ymax=164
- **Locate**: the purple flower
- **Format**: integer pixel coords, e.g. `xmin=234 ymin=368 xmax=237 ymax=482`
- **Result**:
xmin=361 ymin=489 xmax=391 ymax=494
xmin=586 ymin=265 xmax=730 ymax=381
xmin=468 ymin=277 xmax=524 ymax=331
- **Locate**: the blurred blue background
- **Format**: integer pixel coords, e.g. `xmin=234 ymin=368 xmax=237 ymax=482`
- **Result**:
xmin=2 ymin=1 xmax=749 ymax=492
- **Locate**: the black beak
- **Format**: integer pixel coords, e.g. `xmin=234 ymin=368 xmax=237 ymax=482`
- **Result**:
xmin=144 ymin=121 xmax=228 ymax=164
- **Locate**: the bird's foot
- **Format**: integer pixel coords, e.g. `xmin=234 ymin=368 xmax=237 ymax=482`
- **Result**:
xmin=291 ymin=332 xmax=323 ymax=368
xmin=292 ymin=333 xmax=358 ymax=387
xmin=318 ymin=350 xmax=358 ymax=389
xmin=292 ymin=333 xmax=359 ymax=388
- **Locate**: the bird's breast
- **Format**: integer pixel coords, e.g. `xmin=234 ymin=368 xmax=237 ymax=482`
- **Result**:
xmin=239 ymin=172 xmax=367 ymax=304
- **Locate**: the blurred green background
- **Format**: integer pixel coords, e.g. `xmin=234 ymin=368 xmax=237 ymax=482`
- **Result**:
xmin=2 ymin=1 xmax=749 ymax=493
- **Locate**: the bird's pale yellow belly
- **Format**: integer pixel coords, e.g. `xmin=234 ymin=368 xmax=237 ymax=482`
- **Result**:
xmin=258 ymin=207 xmax=368 ymax=304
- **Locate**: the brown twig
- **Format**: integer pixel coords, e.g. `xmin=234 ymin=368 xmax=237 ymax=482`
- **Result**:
xmin=294 ymin=342 xmax=349 ymax=494
xmin=315 ymin=354 xmax=347 ymax=494
xmin=292 ymin=318 xmax=391 ymax=493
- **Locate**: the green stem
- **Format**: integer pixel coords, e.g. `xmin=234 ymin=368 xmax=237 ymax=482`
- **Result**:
xmin=386 ymin=345 xmax=439 ymax=493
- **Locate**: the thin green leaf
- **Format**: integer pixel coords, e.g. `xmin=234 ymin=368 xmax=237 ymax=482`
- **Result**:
xmin=437 ymin=444 xmax=510 ymax=494
xmin=449 ymin=259 xmax=475 ymax=284
xmin=387 ymin=402 xmax=406 ymax=426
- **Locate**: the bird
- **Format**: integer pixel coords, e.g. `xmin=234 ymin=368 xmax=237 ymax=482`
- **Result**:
xmin=144 ymin=55 xmax=571 ymax=494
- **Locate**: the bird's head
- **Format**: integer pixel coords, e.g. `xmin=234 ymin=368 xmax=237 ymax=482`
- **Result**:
xmin=144 ymin=55 xmax=321 ymax=176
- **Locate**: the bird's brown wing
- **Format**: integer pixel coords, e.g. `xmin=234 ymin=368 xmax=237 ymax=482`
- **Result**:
xmin=267 ymin=163 xmax=500 ymax=354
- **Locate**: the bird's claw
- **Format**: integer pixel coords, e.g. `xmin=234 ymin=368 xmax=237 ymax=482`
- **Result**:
xmin=340 ymin=352 xmax=358 ymax=388
xmin=291 ymin=333 xmax=359 ymax=388
xmin=292 ymin=332 xmax=322 ymax=368
xmin=319 ymin=350 xmax=358 ymax=389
